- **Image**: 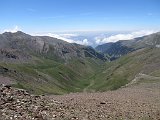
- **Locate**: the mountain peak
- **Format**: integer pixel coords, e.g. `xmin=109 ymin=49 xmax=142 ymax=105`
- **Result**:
xmin=14 ymin=31 xmax=25 ymax=34
xmin=2 ymin=31 xmax=26 ymax=35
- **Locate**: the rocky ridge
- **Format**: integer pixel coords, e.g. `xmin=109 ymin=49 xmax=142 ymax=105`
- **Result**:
xmin=0 ymin=31 xmax=107 ymax=62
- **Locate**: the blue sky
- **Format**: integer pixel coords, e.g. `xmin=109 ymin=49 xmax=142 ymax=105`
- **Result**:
xmin=0 ymin=0 xmax=160 ymax=33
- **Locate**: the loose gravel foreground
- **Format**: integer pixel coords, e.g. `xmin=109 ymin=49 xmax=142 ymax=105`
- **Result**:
xmin=0 ymin=81 xmax=160 ymax=120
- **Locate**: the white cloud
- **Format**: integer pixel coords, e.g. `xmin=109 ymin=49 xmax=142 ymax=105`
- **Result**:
xmin=47 ymin=33 xmax=76 ymax=43
xmin=58 ymin=33 xmax=79 ymax=38
xmin=4 ymin=26 xmax=21 ymax=33
xmin=75 ymin=39 xmax=90 ymax=46
xmin=82 ymin=39 xmax=89 ymax=45
xmin=34 ymin=33 xmax=90 ymax=46
xmin=95 ymin=30 xmax=158 ymax=44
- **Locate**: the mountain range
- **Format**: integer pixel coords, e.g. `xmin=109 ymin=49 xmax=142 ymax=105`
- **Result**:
xmin=0 ymin=31 xmax=160 ymax=94
xmin=96 ymin=32 xmax=160 ymax=60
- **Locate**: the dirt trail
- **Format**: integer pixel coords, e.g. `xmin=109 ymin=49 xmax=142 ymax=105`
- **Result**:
xmin=83 ymin=78 xmax=95 ymax=92
xmin=125 ymin=73 xmax=160 ymax=87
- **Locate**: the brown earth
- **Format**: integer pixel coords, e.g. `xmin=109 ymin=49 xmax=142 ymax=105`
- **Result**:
xmin=0 ymin=78 xmax=160 ymax=120
xmin=0 ymin=76 xmax=15 ymax=85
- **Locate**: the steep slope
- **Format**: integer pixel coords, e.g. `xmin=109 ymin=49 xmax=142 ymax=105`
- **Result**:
xmin=95 ymin=42 xmax=114 ymax=53
xmin=95 ymin=32 xmax=160 ymax=60
xmin=87 ymin=47 xmax=160 ymax=91
xmin=0 ymin=31 xmax=107 ymax=94
xmin=0 ymin=31 xmax=107 ymax=62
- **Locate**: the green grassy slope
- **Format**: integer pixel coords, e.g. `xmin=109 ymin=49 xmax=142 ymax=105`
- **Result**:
xmin=1 ymin=47 xmax=159 ymax=94
xmin=0 ymin=55 xmax=103 ymax=94
xmin=87 ymin=47 xmax=160 ymax=91
xmin=0 ymin=31 xmax=108 ymax=95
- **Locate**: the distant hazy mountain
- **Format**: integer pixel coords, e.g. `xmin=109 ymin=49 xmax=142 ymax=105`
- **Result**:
xmin=96 ymin=32 xmax=160 ymax=60
xmin=95 ymin=42 xmax=114 ymax=53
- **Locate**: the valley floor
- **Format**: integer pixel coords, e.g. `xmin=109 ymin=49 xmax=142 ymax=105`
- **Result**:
xmin=1 ymin=78 xmax=160 ymax=120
